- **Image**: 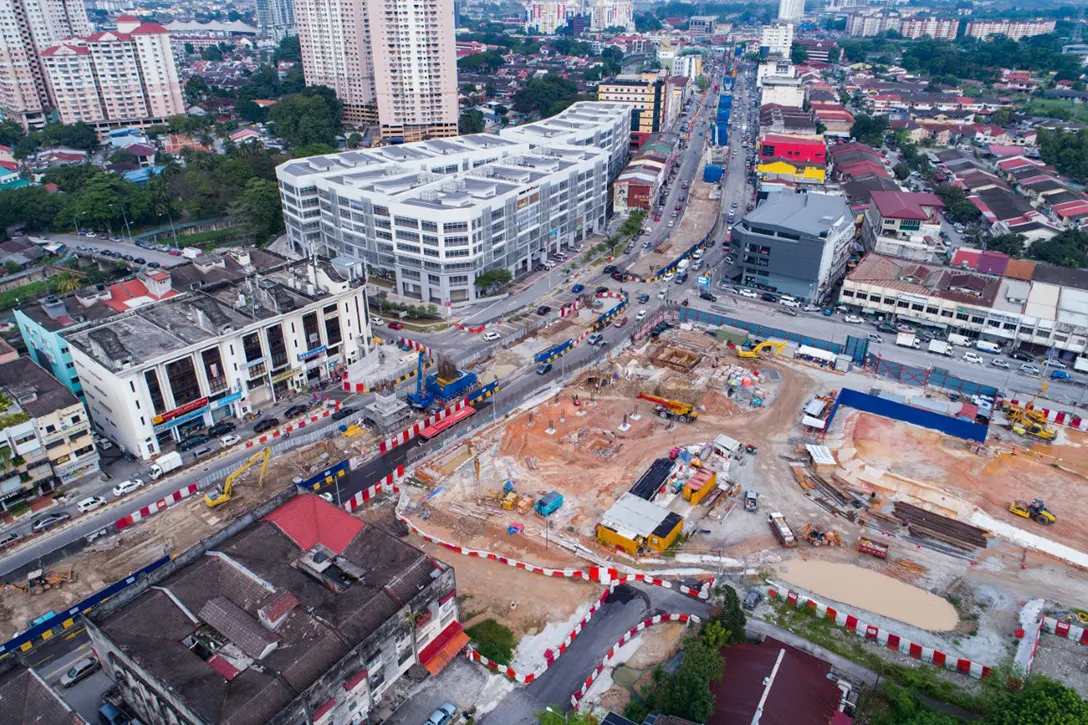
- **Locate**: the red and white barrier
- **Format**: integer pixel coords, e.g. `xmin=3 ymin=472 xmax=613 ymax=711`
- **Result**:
xmin=398 ymin=336 xmax=428 ymax=353
xmin=596 ymin=291 xmax=625 ymax=300
xmin=768 ymin=587 xmax=991 ymax=679
xmin=1043 ymin=616 xmax=1088 ymax=645
xmin=560 ymin=299 xmax=582 ymax=318
xmin=377 ymin=399 xmax=469 ymax=454
xmin=114 ymin=482 xmax=199 ymax=531
xmin=243 ymin=404 xmax=341 ymax=449
xmin=570 ymin=613 xmax=699 ymax=709
xmin=452 ymin=320 xmax=498 ymax=333
xmin=1003 ymin=399 xmax=1088 ymax=432
xmin=340 ymin=465 xmax=406 ymax=512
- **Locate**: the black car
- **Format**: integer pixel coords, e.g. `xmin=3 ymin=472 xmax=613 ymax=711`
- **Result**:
xmin=742 ymin=590 xmax=764 ymax=611
xmin=611 ymin=271 xmax=626 ymax=282
xmin=331 ymin=407 xmax=356 ymax=421
xmin=536 ymin=305 xmax=552 ymax=316
xmin=147 ymin=260 xmax=161 ymax=268
xmin=134 ymin=257 xmax=146 ymax=264
xmin=602 ymin=265 xmax=617 ymax=274
xmin=595 ymin=286 xmax=609 ymax=295
xmin=876 ymin=322 xmax=899 ymax=334
xmin=0 ymin=531 xmax=22 ymax=548
xmin=178 ymin=434 xmax=210 ymax=451
xmin=284 ymin=404 xmax=310 ymax=419
xmin=700 ymin=291 xmax=717 ymax=302
xmin=254 ymin=417 xmax=280 ymax=433
xmin=32 ymin=512 xmax=71 ymax=532
xmin=207 ymin=422 xmax=236 ymax=437
xmin=760 ymin=292 xmax=778 ymax=303
xmin=637 ymin=293 xmax=650 ymax=304
xmin=1009 ymin=349 xmax=1034 ymax=362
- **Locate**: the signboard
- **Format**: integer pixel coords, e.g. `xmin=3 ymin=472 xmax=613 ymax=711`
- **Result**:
xmin=297 ymin=345 xmax=327 ymax=362
xmin=241 ymin=357 xmax=265 ymax=370
xmin=153 ymin=406 xmax=208 ymax=435
xmin=271 ymin=368 xmax=300 ymax=384
xmin=697 ymin=275 xmax=711 ymax=288
xmin=211 ymin=391 xmax=243 ymax=409
xmin=152 ymin=397 xmax=209 ymax=426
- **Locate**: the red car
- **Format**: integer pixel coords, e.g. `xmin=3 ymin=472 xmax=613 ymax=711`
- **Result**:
xmin=388 ymin=321 xmax=404 ymax=330
xmin=654 ymin=215 xmax=661 ymax=222
xmin=167 ymin=249 xmax=182 ymax=256
xmin=674 ymin=205 xmax=681 ymax=211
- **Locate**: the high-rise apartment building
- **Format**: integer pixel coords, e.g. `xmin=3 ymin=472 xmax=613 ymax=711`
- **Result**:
xmin=295 ymin=0 xmax=458 ymax=141
xmin=898 ymin=17 xmax=958 ymax=40
xmin=778 ymin=0 xmax=803 ymax=23
xmin=524 ymin=0 xmax=633 ymax=34
xmin=760 ymin=23 xmax=794 ymax=56
xmin=964 ymin=18 xmax=1056 ymax=41
xmin=257 ymin=0 xmax=296 ymax=40
xmin=39 ymin=16 xmax=185 ymax=130
xmin=597 ymin=72 xmax=668 ymax=148
xmin=845 ymin=13 xmax=900 ymax=37
xmin=0 ymin=0 xmax=91 ymax=128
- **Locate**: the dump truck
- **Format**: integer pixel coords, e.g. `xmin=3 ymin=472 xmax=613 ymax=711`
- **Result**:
xmin=928 ymin=339 xmax=953 ymax=357
xmin=767 ymin=512 xmax=797 ymax=548
xmin=149 ymin=451 xmax=183 ymax=479
xmin=637 ymin=392 xmax=698 ymax=423
xmin=857 ymin=537 xmax=889 ymax=559
xmin=743 ymin=489 xmax=758 ymax=512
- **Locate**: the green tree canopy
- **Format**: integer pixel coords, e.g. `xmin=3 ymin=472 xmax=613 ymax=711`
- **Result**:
xmin=791 ymin=44 xmax=809 ymax=64
xmin=459 ymin=109 xmax=486 ymax=134
xmin=851 ymin=114 xmax=889 ymax=146
xmin=512 ymin=75 xmax=581 ymax=117
xmin=236 ymin=99 xmax=267 ymax=124
xmin=231 ymin=178 xmax=283 ymax=242
xmin=458 ymin=51 xmax=505 ymax=73
xmin=269 ymin=87 xmax=343 ymax=148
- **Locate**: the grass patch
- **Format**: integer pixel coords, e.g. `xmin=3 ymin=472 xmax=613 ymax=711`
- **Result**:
xmin=171 ymin=227 xmax=250 ymax=250
xmin=0 ymin=279 xmax=60 ymax=312
xmin=465 ymin=618 xmax=517 ymax=665
xmin=1025 ymin=98 xmax=1088 ymax=124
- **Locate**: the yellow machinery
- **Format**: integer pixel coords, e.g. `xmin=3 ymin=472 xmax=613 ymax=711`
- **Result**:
xmin=737 ymin=340 xmax=787 ymax=359
xmin=205 ymin=447 xmax=270 ymax=507
xmin=1009 ymin=498 xmax=1056 ymax=525
xmin=1001 ymin=383 xmax=1057 ymax=441
xmin=637 ymin=392 xmax=698 ymax=423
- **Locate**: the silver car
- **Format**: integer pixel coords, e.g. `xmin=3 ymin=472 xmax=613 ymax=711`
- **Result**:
xmin=60 ymin=656 xmax=100 ymax=687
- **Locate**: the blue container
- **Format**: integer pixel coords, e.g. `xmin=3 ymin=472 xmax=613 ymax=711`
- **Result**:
xmin=703 ymin=165 xmax=724 ymax=183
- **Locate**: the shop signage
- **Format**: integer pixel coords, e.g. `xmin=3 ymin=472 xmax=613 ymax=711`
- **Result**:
xmin=152 ymin=407 xmax=208 ymax=435
xmin=297 ymin=345 xmax=327 ymax=362
xmin=211 ymin=392 xmax=243 ymax=409
xmin=152 ymin=397 xmax=209 ymax=426
xmin=271 ymin=368 xmax=301 ymax=384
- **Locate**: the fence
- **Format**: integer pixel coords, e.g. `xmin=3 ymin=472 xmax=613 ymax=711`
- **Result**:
xmin=132 ymin=216 xmax=231 ymax=242
xmin=824 ymin=388 xmax=989 ymax=444
xmin=678 ymin=307 xmax=843 ymax=354
xmin=196 ymin=427 xmax=332 ymax=489
xmin=866 ymin=356 xmax=999 ymax=399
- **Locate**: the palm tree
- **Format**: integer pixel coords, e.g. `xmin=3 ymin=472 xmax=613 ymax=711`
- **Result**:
xmin=53 ymin=273 xmax=82 ymax=294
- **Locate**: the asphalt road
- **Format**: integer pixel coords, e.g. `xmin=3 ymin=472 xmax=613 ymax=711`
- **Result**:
xmin=49 ymin=231 xmax=188 ymax=268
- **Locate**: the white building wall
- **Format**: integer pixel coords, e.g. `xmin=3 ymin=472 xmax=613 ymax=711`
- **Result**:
xmin=760 ymin=23 xmax=794 ymax=56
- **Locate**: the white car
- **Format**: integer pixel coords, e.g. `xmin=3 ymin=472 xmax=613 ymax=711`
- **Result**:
xmin=219 ymin=433 xmax=242 ymax=447
xmin=737 ymin=288 xmax=758 ymax=298
xmin=1019 ymin=363 xmax=1041 ymax=376
xmin=990 ymin=358 xmax=1010 ymax=369
xmin=371 ymin=317 xmax=385 ymax=327
xmin=802 ymin=304 xmax=820 ymax=312
xmin=636 ymin=309 xmax=647 ymax=321
xmin=962 ymin=352 xmax=985 ymax=365
xmin=658 ymin=289 xmax=668 ymax=300
xmin=76 ymin=496 xmax=107 ymax=513
xmin=112 ymin=478 xmax=145 ymax=498
xmin=843 ymin=314 xmax=864 ymax=324
xmin=482 ymin=331 xmax=500 ymax=342
xmin=542 ymin=260 xmax=555 ymax=269
xmin=667 ymin=221 xmax=675 ymax=228
xmin=663 ymin=272 xmax=675 ymax=282
xmin=780 ymin=298 xmax=801 ymax=308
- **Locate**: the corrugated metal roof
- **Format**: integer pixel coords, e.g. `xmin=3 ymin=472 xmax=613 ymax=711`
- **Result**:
xmin=600 ymin=493 xmax=674 ymax=539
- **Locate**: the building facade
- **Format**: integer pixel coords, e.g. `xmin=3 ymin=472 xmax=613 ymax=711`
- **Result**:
xmin=778 ymin=0 xmax=803 ymax=23
xmin=673 ymin=53 xmax=703 ymax=80
xmin=733 ymin=192 xmax=854 ymax=301
xmin=63 ymin=256 xmax=372 ymax=459
xmin=0 ymin=0 xmax=91 ymax=128
xmin=861 ymin=190 xmax=945 ymax=262
xmin=898 ymin=17 xmax=958 ymax=40
xmin=277 ymin=102 xmax=630 ymax=307
xmin=525 ymin=0 xmax=632 ymax=33
xmin=597 ymin=73 xmax=667 ymax=147
xmin=964 ymin=19 xmax=1056 ymax=41
xmin=256 ymin=0 xmax=296 ymax=39
xmin=689 ymin=16 xmax=716 ymax=34
xmin=87 ymin=492 xmax=464 ymax=725
xmin=760 ymin=23 xmax=794 ymax=56
xmin=295 ymin=0 xmax=458 ymax=140
xmin=845 ymin=12 xmax=899 ymax=37
xmin=41 ymin=17 xmax=185 ymax=130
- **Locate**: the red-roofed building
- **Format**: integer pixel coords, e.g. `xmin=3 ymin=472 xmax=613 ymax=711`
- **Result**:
xmin=862 ymin=191 xmax=945 ymax=261
xmin=264 ymin=493 xmax=365 ymax=554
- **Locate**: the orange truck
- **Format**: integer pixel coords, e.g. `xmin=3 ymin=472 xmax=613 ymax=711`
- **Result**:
xmin=857 ymin=537 xmax=889 ymax=559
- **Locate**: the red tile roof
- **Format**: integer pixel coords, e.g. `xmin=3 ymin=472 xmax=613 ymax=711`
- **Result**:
xmin=870 ymin=190 xmax=944 ymax=220
xmin=263 ymin=494 xmax=364 ymax=555
xmin=117 ymin=13 xmax=138 ymax=20
xmin=131 ymin=22 xmax=169 ymax=35
xmin=101 ymin=278 xmax=176 ymax=311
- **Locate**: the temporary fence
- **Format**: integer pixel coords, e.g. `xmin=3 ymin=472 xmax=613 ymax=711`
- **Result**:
xmin=376 ymin=399 xmax=470 ymax=454
xmin=570 ymin=612 xmax=699 ymax=709
xmin=678 ymin=308 xmax=843 ymax=354
xmin=866 ymin=357 xmax=999 ymax=400
xmin=1042 ymin=616 xmax=1088 ymax=646
xmin=242 ymin=403 xmax=342 ymax=449
xmin=768 ymin=585 xmax=991 ymax=679
xmin=824 ymin=388 xmax=989 ymax=444
xmin=114 ymin=482 xmax=199 ymax=531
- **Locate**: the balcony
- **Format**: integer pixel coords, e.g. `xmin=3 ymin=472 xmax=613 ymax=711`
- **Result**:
xmin=207 ymin=376 xmax=228 ymax=394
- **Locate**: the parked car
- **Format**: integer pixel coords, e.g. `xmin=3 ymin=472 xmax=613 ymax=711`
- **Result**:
xmin=387 ymin=321 xmax=404 ymax=330
xmin=253 ymin=418 xmax=280 ymax=433
xmin=193 ymin=446 xmax=214 ymax=459
xmin=1019 ymin=363 xmax=1041 ymax=376
xmin=990 ymin=358 xmax=1010 ymax=369
xmin=802 ymin=304 xmax=821 ymax=312
xmin=76 ymin=496 xmax=107 ymax=513
xmin=595 ymin=286 xmax=609 ymax=294
xmin=60 ymin=657 xmax=100 ymax=688
xmin=743 ymin=590 xmax=764 ymax=611
xmin=737 ymin=288 xmax=758 ymax=298
xmin=876 ymin=322 xmax=898 ymax=334
xmin=207 ymin=422 xmax=236 ymax=437
xmin=331 ymin=407 xmax=357 ymax=421
xmin=112 ymin=478 xmax=146 ymax=498
xmin=1048 ymin=358 xmax=1068 ymax=369
xmin=536 ymin=305 xmax=552 ymax=316
xmin=284 ymin=404 xmax=310 ymax=419
xmin=1051 ymin=370 xmax=1072 ymax=380
xmin=178 ymin=434 xmax=210 ymax=451
xmin=425 ymin=703 xmax=457 ymax=725
xmin=866 ymin=333 xmax=883 ymax=344
xmin=0 ymin=531 xmax=22 ymax=548
xmin=962 ymin=352 xmax=985 ymax=365
xmin=31 ymin=511 xmax=71 ymax=532
xmin=571 ymin=284 xmax=585 ymax=293
xmin=843 ymin=314 xmax=864 ymax=324
xmin=1009 ymin=349 xmax=1033 ymax=362
xmin=700 ymin=291 xmax=717 ymax=302
xmin=483 ymin=331 xmax=501 ymax=342
xmin=537 ymin=362 xmax=552 ymax=375
xmin=372 ymin=317 xmax=386 ymax=326
xmin=220 ymin=433 xmax=242 ymax=447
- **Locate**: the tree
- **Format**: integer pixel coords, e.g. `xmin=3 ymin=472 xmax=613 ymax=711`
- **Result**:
xmin=827 ymin=46 xmax=842 ymax=63
xmin=1030 ymin=229 xmax=1088 ymax=268
xmin=986 ymin=233 xmax=1026 ymax=256
xmin=184 ymin=42 xmax=195 ymax=55
xmin=535 ymin=710 xmax=598 ymax=725
xmin=986 ymin=677 xmax=1088 ymax=725
xmin=934 ymin=183 xmax=982 ymax=223
xmin=459 ymin=109 xmax=485 ymax=134
xmin=3 ymin=261 xmax=19 ymax=275
xmin=291 ymin=143 xmax=338 ymax=158
xmin=851 ymin=114 xmax=889 ymax=145
xmin=231 ymin=178 xmax=283 ymax=241
xmin=475 ymin=268 xmax=512 ymax=289
xmin=201 ymin=45 xmax=224 ymax=62
xmin=346 ymin=132 xmax=362 ymax=149
xmin=696 ymin=75 xmax=711 ymax=92
xmin=700 ymin=619 xmax=731 ymax=649
xmin=53 ymin=272 xmax=82 ymax=293
xmin=791 ymin=44 xmax=809 ymax=64
xmin=269 ymin=88 xmax=342 ymax=148
xmin=236 ymin=99 xmax=267 ymax=124
xmin=634 ymin=12 xmax=661 ymax=31
xmin=711 ymin=584 xmax=747 ymax=644
xmin=642 ymin=668 xmax=716 ymax=723
xmin=275 ymin=35 xmax=301 ymax=63
xmin=512 ymin=75 xmax=580 ymax=118
xmin=458 ymin=51 xmax=505 ymax=73
xmin=893 ymin=162 xmax=911 ymax=181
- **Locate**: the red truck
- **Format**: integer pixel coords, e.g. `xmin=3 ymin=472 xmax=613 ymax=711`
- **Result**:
xmin=857 ymin=537 xmax=889 ymax=559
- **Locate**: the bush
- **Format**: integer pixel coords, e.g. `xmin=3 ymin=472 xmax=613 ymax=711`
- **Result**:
xmin=466 ymin=618 xmax=516 ymax=665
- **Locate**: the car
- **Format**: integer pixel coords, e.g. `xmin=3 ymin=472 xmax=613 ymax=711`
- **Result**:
xmin=654 ymin=215 xmax=661 ymax=222
xmin=542 ymin=260 xmax=555 ymax=269
xmin=587 ymin=333 xmax=604 ymax=346
xmin=483 ymin=330 xmax=501 ymax=342
xmin=254 ymin=418 xmax=280 ymax=433
xmin=60 ymin=657 xmax=100 ymax=688
xmin=602 ymin=265 xmax=616 ymax=274
xmin=743 ymin=590 xmax=764 ymax=611
xmin=663 ymin=272 xmax=675 ymax=282
xmin=780 ymin=298 xmax=800 ymax=308
xmin=843 ymin=314 xmax=864 ymax=324
xmin=1052 ymin=370 xmax=1072 ymax=380
xmin=738 ymin=288 xmax=758 ymax=298
xmin=536 ymin=305 xmax=552 ymax=316
xmin=699 ymin=291 xmax=717 ymax=302
xmin=425 ymin=703 xmax=457 ymax=725
xmin=193 ymin=446 xmax=214 ymax=459
xmin=147 ymin=260 xmax=161 ymax=268
xmin=679 ymin=196 xmax=686 ymax=202
xmin=207 ymin=422 xmax=236 ymax=437
xmin=31 ymin=511 xmax=71 ymax=532
xmin=1047 ymin=358 xmax=1068 ymax=369
xmin=595 ymin=286 xmax=609 ymax=294
xmin=760 ymin=292 xmax=778 ymax=303
xmin=168 ymin=249 xmax=182 ymax=256
xmin=1008 ymin=349 xmax=1033 ymax=362
xmin=667 ymin=221 xmax=675 ymax=228
xmin=876 ymin=322 xmax=898 ymax=334
xmin=387 ymin=321 xmax=404 ymax=330
xmin=637 ymin=293 xmax=650 ymax=304
xmin=112 ymin=478 xmax=146 ymax=498
xmin=0 ymin=531 xmax=22 ymax=548
xmin=537 ymin=362 xmax=552 ymax=375
xmin=802 ymin=304 xmax=820 ymax=312
xmin=332 ymin=407 xmax=357 ymax=421
xmin=636 ymin=309 xmax=647 ymax=321
xmin=372 ymin=317 xmax=385 ymax=326
xmin=1019 ymin=363 xmax=1041 ymax=376
xmin=657 ymin=288 xmax=668 ymax=300
xmin=571 ymin=284 xmax=585 ymax=293
xmin=76 ymin=496 xmax=107 ymax=513
xmin=85 ymin=528 xmax=110 ymax=545
xmin=866 ymin=333 xmax=883 ymax=344
xmin=134 ymin=257 xmax=145 ymax=264
xmin=122 ymin=254 xmax=134 ymax=261
xmin=284 ymin=404 xmax=310 ymax=419
xmin=962 ymin=352 xmax=985 ymax=365
xmin=178 ymin=434 xmax=210 ymax=451
xmin=990 ymin=358 xmax=1010 ymax=369
xmin=220 ymin=433 xmax=242 ymax=447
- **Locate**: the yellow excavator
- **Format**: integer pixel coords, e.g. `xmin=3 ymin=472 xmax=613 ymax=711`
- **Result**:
xmin=1009 ymin=498 xmax=1056 ymax=525
xmin=205 ymin=447 xmax=270 ymax=507
xmin=737 ymin=340 xmax=787 ymax=359
xmin=1001 ymin=383 xmax=1057 ymax=442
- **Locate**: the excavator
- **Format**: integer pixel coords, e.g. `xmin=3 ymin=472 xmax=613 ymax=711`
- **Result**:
xmin=205 ymin=447 xmax=270 ymax=507
xmin=737 ymin=340 xmax=787 ymax=359
xmin=637 ymin=392 xmax=698 ymax=423
xmin=1009 ymin=498 xmax=1056 ymax=525
xmin=1000 ymin=383 xmax=1057 ymax=442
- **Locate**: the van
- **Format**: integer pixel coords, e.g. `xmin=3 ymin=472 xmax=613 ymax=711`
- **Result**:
xmin=975 ymin=340 xmax=1001 ymax=354
xmin=962 ymin=352 xmax=984 ymax=365
xmin=948 ymin=333 xmax=970 ymax=347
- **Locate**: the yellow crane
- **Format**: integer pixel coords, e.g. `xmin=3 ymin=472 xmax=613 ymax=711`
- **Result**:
xmin=737 ymin=340 xmax=787 ymax=359
xmin=205 ymin=447 xmax=270 ymax=508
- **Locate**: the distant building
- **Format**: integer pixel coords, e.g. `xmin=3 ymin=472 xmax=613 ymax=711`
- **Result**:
xmin=778 ymin=0 xmax=804 ymax=23
xmin=861 ymin=190 xmax=946 ymax=261
xmin=760 ymin=76 xmax=805 ymax=108
xmin=673 ymin=53 xmax=704 ymax=79
xmin=734 ymin=191 xmax=854 ymax=301
xmin=760 ymin=23 xmax=794 ymax=56
xmin=87 ymin=493 xmax=463 ymax=725
xmin=898 ymin=16 xmax=959 ymax=40
xmin=964 ymin=18 xmax=1055 ymax=41
xmin=256 ymin=0 xmax=296 ymax=39
xmin=689 ymin=16 xmax=717 ymax=34
xmin=1063 ymin=43 xmax=1088 ymax=66
xmin=794 ymin=39 xmax=836 ymax=63
xmin=40 ymin=16 xmax=186 ymax=131
xmin=845 ymin=12 xmax=900 ymax=37
xmin=598 ymin=72 xmax=669 ymax=147
xmin=525 ymin=0 xmax=633 ymax=34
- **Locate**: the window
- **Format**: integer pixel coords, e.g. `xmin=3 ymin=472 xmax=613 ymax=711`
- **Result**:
xmin=841 ymin=289 xmax=854 ymax=297
xmin=855 ymin=292 xmax=868 ymax=300
xmin=911 ymin=304 xmax=924 ymax=312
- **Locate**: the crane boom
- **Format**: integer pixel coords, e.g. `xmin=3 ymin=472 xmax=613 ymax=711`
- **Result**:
xmin=205 ymin=447 xmax=270 ymax=507
xmin=637 ymin=392 xmax=697 ymax=422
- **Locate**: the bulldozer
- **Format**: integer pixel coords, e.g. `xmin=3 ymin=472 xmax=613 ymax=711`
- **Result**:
xmin=1009 ymin=498 xmax=1056 ymax=525
xmin=637 ymin=392 xmax=698 ymax=423
xmin=205 ymin=447 xmax=270 ymax=507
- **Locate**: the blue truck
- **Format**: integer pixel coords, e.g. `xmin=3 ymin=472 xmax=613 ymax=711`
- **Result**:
xmin=535 ymin=491 xmax=563 ymax=516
